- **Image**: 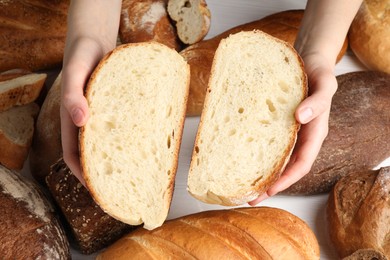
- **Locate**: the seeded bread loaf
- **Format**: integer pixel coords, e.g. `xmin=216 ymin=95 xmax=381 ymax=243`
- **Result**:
xmin=181 ymin=10 xmax=348 ymax=116
xmin=0 ymin=165 xmax=70 ymax=259
xmin=97 ymin=207 xmax=320 ymax=260
xmin=80 ymin=42 xmax=190 ymax=230
xmin=284 ymin=71 xmax=390 ymax=195
xmin=167 ymin=0 xmax=211 ymax=44
xmin=120 ymin=0 xmax=182 ymax=50
xmin=46 ymin=158 xmax=133 ymax=254
xmin=327 ymin=167 xmax=390 ymax=259
xmin=187 ymin=30 xmax=307 ymax=206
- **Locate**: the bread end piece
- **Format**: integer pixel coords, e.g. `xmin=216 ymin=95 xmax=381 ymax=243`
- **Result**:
xmin=188 ymin=30 xmax=307 ymax=206
xmin=80 ymin=42 xmax=190 ymax=230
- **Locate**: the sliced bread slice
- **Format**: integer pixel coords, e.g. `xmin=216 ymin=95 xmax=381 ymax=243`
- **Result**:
xmin=0 ymin=72 xmax=46 ymax=112
xmin=187 ymin=30 xmax=307 ymax=206
xmin=0 ymin=103 xmax=40 ymax=170
xmin=80 ymin=42 xmax=190 ymax=230
xmin=167 ymin=0 xmax=211 ymax=44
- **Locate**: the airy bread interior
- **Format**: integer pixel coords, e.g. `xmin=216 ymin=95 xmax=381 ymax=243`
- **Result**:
xmin=0 ymin=103 xmax=39 ymax=145
xmin=188 ymin=30 xmax=307 ymax=205
xmin=80 ymin=42 xmax=189 ymax=230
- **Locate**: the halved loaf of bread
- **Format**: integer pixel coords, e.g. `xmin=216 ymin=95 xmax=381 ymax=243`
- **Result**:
xmin=167 ymin=0 xmax=211 ymax=44
xmin=80 ymin=42 xmax=190 ymax=230
xmin=0 ymin=103 xmax=40 ymax=170
xmin=187 ymin=30 xmax=307 ymax=206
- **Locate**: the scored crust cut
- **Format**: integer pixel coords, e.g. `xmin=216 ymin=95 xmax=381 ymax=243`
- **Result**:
xmin=80 ymin=42 xmax=190 ymax=230
xmin=187 ymin=30 xmax=307 ymax=206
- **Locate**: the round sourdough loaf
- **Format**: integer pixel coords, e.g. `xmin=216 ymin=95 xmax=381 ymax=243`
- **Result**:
xmin=97 ymin=207 xmax=320 ymax=260
xmin=349 ymin=0 xmax=390 ymax=73
xmin=0 ymin=165 xmax=70 ymax=259
xmin=327 ymin=167 xmax=390 ymax=259
xmin=284 ymin=71 xmax=390 ymax=195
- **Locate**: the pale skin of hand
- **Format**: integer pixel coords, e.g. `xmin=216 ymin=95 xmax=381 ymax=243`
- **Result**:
xmin=61 ymin=0 xmax=122 ymax=186
xmin=249 ymin=0 xmax=363 ymax=205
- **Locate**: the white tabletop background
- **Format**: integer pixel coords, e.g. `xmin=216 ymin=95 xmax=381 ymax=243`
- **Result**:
xmin=55 ymin=0 xmax=386 ymax=259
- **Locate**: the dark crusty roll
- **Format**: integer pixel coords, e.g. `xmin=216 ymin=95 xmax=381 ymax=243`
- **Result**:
xmin=284 ymin=71 xmax=390 ymax=195
xmin=45 ymin=158 xmax=134 ymax=254
xmin=0 ymin=0 xmax=69 ymax=71
xmin=326 ymin=167 xmax=390 ymax=259
xmin=97 ymin=207 xmax=320 ymax=260
xmin=181 ymin=9 xmax=348 ymax=116
xmin=0 ymin=164 xmax=70 ymax=259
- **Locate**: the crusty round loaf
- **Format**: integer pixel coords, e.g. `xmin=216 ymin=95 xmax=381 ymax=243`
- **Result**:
xmin=349 ymin=0 xmax=390 ymax=73
xmin=182 ymin=10 xmax=348 ymax=116
xmin=326 ymin=167 xmax=390 ymax=259
xmin=29 ymin=72 xmax=62 ymax=184
xmin=97 ymin=207 xmax=320 ymax=260
xmin=284 ymin=71 xmax=390 ymax=195
xmin=0 ymin=165 xmax=70 ymax=259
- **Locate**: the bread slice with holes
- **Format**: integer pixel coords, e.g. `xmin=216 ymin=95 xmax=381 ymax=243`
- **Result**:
xmin=187 ymin=30 xmax=307 ymax=206
xmin=80 ymin=42 xmax=190 ymax=230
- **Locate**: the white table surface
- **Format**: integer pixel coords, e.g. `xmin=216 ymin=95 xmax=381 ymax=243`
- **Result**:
xmin=64 ymin=0 xmax=381 ymax=259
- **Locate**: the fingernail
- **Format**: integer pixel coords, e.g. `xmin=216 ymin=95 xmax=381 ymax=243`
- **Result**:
xmin=299 ymin=107 xmax=313 ymax=123
xmin=72 ymin=108 xmax=84 ymax=125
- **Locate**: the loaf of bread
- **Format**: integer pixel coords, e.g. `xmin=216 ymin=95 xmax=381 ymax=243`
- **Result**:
xmin=167 ymin=0 xmax=211 ymax=44
xmin=0 ymin=103 xmax=40 ymax=170
xmin=120 ymin=0 xmax=182 ymax=51
xmin=182 ymin=10 xmax=348 ymax=116
xmin=0 ymin=0 xmax=69 ymax=71
xmin=327 ymin=167 xmax=390 ymax=259
xmin=284 ymin=71 xmax=390 ymax=195
xmin=349 ymin=0 xmax=390 ymax=74
xmin=0 ymin=165 xmax=70 ymax=259
xmin=187 ymin=31 xmax=307 ymax=206
xmin=80 ymin=42 xmax=190 ymax=230
xmin=46 ymin=158 xmax=134 ymax=254
xmin=0 ymin=72 xmax=46 ymax=112
xmin=30 ymin=73 xmax=62 ymax=184
xmin=97 ymin=207 xmax=320 ymax=260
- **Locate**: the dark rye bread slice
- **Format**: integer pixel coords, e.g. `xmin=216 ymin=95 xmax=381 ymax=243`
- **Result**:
xmin=80 ymin=42 xmax=190 ymax=230
xmin=46 ymin=159 xmax=134 ymax=254
xmin=326 ymin=167 xmax=390 ymax=259
xmin=0 ymin=165 xmax=70 ymax=259
xmin=187 ymin=30 xmax=307 ymax=206
xmin=284 ymin=71 xmax=390 ymax=195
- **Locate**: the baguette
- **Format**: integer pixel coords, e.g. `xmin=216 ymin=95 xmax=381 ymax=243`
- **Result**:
xmin=0 ymin=165 xmax=70 ymax=259
xmin=167 ymin=0 xmax=211 ymax=44
xmin=0 ymin=72 xmax=46 ymax=113
xmin=80 ymin=42 xmax=190 ymax=230
xmin=0 ymin=0 xmax=69 ymax=71
xmin=0 ymin=103 xmax=40 ymax=170
xmin=97 ymin=207 xmax=320 ymax=260
xmin=181 ymin=10 xmax=348 ymax=116
xmin=284 ymin=71 xmax=390 ymax=195
xmin=120 ymin=0 xmax=182 ymax=51
xmin=187 ymin=30 xmax=307 ymax=206
xmin=327 ymin=167 xmax=390 ymax=259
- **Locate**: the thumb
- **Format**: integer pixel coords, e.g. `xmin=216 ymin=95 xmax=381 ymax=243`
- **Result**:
xmin=60 ymin=68 xmax=90 ymax=127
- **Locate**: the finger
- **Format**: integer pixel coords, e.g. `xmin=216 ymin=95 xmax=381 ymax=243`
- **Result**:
xmin=248 ymin=192 xmax=269 ymax=206
xmin=60 ymin=105 xmax=86 ymax=187
xmin=61 ymin=65 xmax=90 ymax=127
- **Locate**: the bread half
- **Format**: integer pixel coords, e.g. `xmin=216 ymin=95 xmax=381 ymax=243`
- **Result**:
xmin=187 ymin=30 xmax=307 ymax=206
xmin=80 ymin=42 xmax=190 ymax=230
